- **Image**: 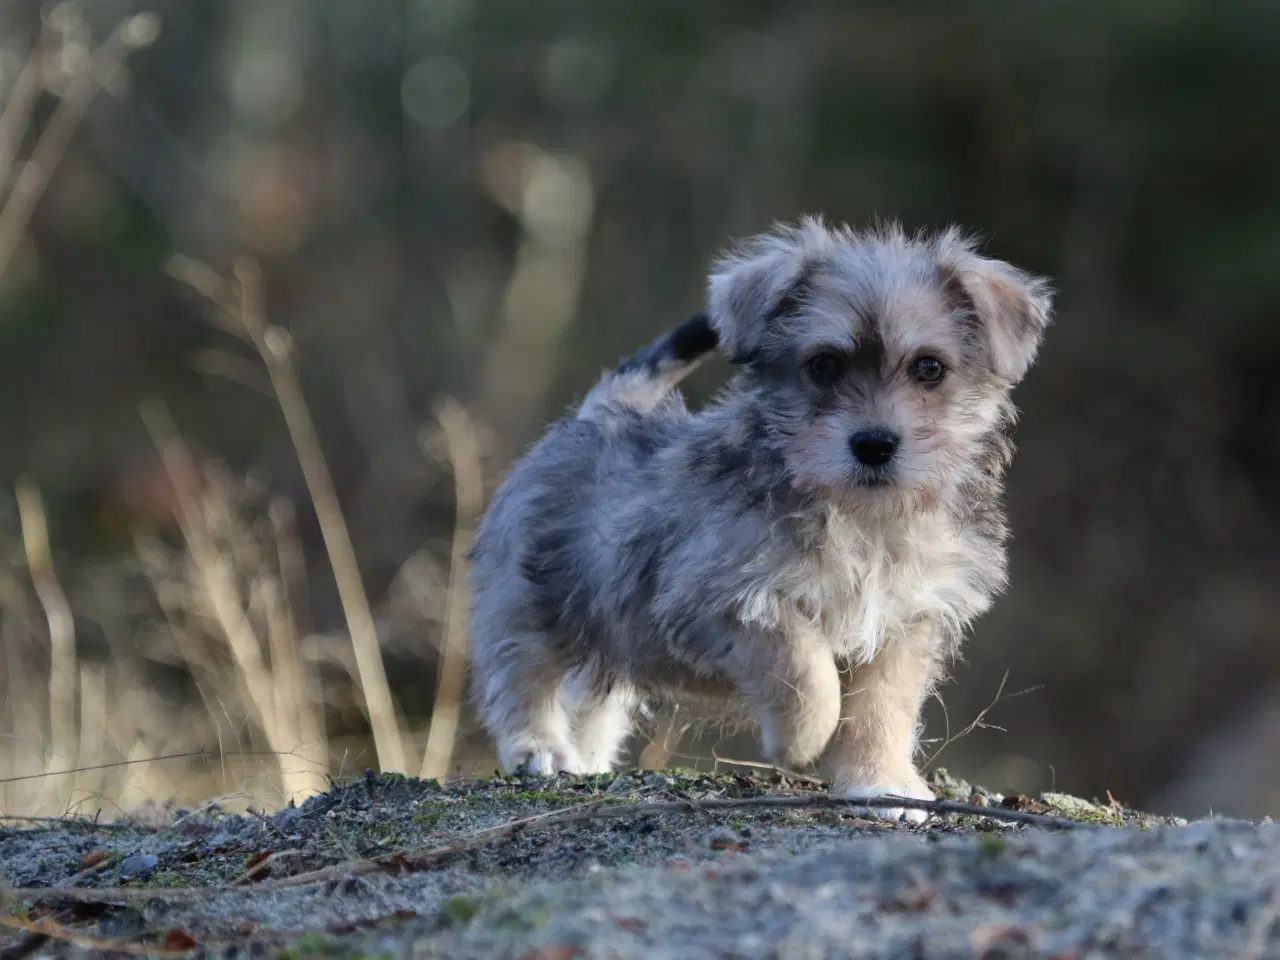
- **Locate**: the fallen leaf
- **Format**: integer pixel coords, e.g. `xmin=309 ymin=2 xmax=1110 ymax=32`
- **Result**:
xmin=80 ymin=850 xmax=111 ymax=870
xmin=242 ymin=850 xmax=275 ymax=881
xmin=378 ymin=853 xmax=414 ymax=874
xmin=162 ymin=929 xmax=198 ymax=949
xmin=999 ymin=795 xmax=1052 ymax=815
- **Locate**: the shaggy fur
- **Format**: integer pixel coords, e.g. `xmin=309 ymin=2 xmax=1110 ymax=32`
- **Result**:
xmin=467 ymin=217 xmax=1053 ymax=821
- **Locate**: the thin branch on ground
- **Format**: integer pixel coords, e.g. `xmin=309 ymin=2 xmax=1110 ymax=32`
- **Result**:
xmin=1 ymin=791 xmax=1092 ymax=905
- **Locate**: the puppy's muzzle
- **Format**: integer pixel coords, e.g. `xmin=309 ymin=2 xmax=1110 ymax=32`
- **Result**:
xmin=849 ymin=428 xmax=900 ymax=468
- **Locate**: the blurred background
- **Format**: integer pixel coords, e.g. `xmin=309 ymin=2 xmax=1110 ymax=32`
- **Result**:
xmin=1 ymin=0 xmax=1277 ymax=821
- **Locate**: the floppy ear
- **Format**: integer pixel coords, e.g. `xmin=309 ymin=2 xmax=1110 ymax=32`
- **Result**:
xmin=938 ymin=231 xmax=1054 ymax=384
xmin=705 ymin=218 xmax=833 ymax=364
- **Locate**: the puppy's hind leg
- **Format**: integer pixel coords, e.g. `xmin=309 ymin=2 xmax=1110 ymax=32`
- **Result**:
xmin=564 ymin=668 xmax=640 ymax=774
xmin=473 ymin=632 xmax=585 ymax=776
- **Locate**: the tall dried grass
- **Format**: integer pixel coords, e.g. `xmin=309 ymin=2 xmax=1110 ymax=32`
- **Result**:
xmin=0 ymin=7 xmax=489 ymax=814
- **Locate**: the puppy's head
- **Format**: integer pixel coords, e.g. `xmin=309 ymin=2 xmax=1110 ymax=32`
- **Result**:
xmin=706 ymin=217 xmax=1053 ymax=504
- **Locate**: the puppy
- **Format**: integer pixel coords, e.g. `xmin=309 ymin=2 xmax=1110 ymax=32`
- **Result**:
xmin=467 ymin=217 xmax=1053 ymax=821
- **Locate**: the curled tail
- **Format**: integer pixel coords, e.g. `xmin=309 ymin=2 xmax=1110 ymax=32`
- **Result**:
xmin=579 ymin=312 xmax=719 ymax=418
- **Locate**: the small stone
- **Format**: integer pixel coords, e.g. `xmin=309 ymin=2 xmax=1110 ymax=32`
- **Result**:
xmin=118 ymin=854 xmax=158 ymax=878
xmin=643 ymin=773 xmax=671 ymax=789
xmin=605 ymin=775 xmax=634 ymax=795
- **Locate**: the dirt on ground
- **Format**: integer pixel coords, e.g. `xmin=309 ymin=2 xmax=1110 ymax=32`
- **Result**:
xmin=1 ymin=768 xmax=1276 ymax=959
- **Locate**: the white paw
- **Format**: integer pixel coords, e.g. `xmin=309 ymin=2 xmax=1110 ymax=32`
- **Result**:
xmin=499 ymin=740 xmax=585 ymax=776
xmin=832 ymin=777 xmax=935 ymax=825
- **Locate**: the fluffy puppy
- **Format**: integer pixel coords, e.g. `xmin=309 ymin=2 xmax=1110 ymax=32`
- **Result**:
xmin=467 ymin=217 xmax=1053 ymax=821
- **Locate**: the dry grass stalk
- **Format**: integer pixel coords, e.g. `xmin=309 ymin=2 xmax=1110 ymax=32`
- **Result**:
xmin=14 ymin=478 xmax=75 ymax=775
xmin=74 ymin=662 xmax=106 ymax=801
xmin=419 ymin=398 xmax=483 ymax=780
xmin=0 ymin=8 xmax=160 ymax=282
xmin=166 ymin=254 xmax=409 ymax=774
xmin=138 ymin=403 xmax=328 ymax=802
xmin=0 ymin=22 xmax=51 ymax=187
xmin=267 ymin=498 xmax=327 ymax=783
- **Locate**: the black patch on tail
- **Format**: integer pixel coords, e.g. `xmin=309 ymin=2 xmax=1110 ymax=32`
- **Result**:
xmin=616 ymin=312 xmax=719 ymax=375
xmin=666 ymin=311 xmax=719 ymax=362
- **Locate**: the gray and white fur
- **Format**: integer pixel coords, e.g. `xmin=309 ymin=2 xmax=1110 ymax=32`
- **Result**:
xmin=467 ymin=217 xmax=1053 ymax=821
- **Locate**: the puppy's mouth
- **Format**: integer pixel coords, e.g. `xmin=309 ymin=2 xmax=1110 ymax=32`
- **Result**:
xmin=851 ymin=465 xmax=897 ymax=489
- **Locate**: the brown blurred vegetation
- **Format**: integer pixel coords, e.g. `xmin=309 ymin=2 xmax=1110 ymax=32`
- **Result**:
xmin=1 ymin=0 xmax=1278 ymax=819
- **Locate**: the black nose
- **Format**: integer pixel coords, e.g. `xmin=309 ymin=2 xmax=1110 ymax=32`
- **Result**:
xmin=850 ymin=429 xmax=899 ymax=467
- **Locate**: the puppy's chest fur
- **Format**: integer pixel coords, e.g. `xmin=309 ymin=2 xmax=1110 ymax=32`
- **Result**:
xmin=736 ymin=505 xmax=1002 ymax=664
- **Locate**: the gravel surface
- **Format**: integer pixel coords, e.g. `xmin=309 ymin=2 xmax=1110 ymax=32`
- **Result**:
xmin=1 ymin=769 xmax=1276 ymax=958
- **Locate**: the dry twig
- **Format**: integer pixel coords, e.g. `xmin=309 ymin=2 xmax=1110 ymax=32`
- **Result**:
xmin=923 ymin=670 xmax=1042 ymax=771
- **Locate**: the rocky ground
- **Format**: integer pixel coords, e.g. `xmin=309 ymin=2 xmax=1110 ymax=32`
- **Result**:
xmin=1 ymin=768 xmax=1277 ymax=959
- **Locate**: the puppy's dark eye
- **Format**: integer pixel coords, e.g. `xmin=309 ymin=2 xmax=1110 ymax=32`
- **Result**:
xmin=912 ymin=356 xmax=946 ymax=384
xmin=807 ymin=353 xmax=845 ymax=384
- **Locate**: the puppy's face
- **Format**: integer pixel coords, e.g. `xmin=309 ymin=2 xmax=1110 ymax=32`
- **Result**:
xmin=707 ymin=219 xmax=1053 ymax=504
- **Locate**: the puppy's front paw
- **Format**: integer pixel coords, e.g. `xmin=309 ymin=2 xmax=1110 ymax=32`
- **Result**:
xmin=832 ymin=773 xmax=935 ymax=825
xmin=499 ymin=740 xmax=585 ymax=777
